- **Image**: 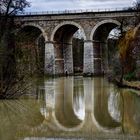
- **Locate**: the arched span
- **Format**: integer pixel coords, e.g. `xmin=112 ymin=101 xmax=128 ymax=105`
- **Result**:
xmin=50 ymin=21 xmax=87 ymax=41
xmin=50 ymin=21 xmax=86 ymax=75
xmin=21 ymin=23 xmax=48 ymax=42
xmin=90 ymin=19 xmax=121 ymax=41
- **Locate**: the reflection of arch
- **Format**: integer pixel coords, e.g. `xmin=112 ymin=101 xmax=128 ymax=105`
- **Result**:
xmin=93 ymin=78 xmax=121 ymax=132
xmin=91 ymin=114 xmax=121 ymax=133
xmin=83 ymin=77 xmax=121 ymax=133
xmin=42 ymin=77 xmax=122 ymax=132
xmin=21 ymin=23 xmax=48 ymax=41
xmin=52 ymin=111 xmax=85 ymax=131
xmin=90 ymin=19 xmax=120 ymax=40
xmin=53 ymin=77 xmax=120 ymax=132
xmin=53 ymin=77 xmax=85 ymax=131
xmin=50 ymin=21 xmax=86 ymax=41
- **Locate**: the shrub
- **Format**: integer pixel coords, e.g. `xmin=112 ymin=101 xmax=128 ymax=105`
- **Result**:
xmin=124 ymin=71 xmax=136 ymax=81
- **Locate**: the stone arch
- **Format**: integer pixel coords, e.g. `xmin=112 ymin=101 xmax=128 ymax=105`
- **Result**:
xmin=50 ymin=21 xmax=86 ymax=75
xmin=89 ymin=19 xmax=121 ymax=75
xmin=21 ymin=23 xmax=48 ymax=41
xmin=50 ymin=21 xmax=86 ymax=41
xmin=90 ymin=19 xmax=121 ymax=40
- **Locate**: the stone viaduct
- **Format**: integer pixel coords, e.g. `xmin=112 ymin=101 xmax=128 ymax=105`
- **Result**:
xmin=15 ymin=10 xmax=137 ymax=76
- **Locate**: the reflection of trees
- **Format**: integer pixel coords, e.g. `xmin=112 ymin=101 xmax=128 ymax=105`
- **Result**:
xmin=121 ymin=89 xmax=140 ymax=134
xmin=0 ymin=100 xmax=44 ymax=140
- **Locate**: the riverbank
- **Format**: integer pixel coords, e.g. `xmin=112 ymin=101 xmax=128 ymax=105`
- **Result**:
xmin=123 ymin=80 xmax=140 ymax=90
xmin=107 ymin=75 xmax=140 ymax=91
xmin=115 ymin=79 xmax=140 ymax=91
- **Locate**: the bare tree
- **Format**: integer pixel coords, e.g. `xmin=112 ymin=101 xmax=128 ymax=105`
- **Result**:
xmin=0 ymin=0 xmax=30 ymax=16
xmin=0 ymin=0 xmax=30 ymax=39
xmin=0 ymin=0 xmax=30 ymax=99
xmin=133 ymin=0 xmax=140 ymax=26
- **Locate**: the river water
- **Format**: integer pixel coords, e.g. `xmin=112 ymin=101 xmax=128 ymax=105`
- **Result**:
xmin=0 ymin=76 xmax=140 ymax=140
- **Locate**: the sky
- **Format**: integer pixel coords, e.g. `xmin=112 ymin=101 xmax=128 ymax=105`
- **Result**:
xmin=25 ymin=0 xmax=136 ymax=12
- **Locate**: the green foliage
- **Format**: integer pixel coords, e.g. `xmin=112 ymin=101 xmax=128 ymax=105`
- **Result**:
xmin=124 ymin=71 xmax=136 ymax=81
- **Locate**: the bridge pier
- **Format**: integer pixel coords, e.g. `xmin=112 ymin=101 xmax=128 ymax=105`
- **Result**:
xmin=101 ymin=42 xmax=109 ymax=74
xmin=54 ymin=42 xmax=73 ymax=76
xmin=83 ymin=40 xmax=94 ymax=76
xmin=53 ymin=42 xmax=64 ymax=75
xmin=45 ymin=40 xmax=104 ymax=76
xmin=45 ymin=41 xmax=74 ymax=76
xmin=44 ymin=41 xmax=55 ymax=75
xmin=83 ymin=40 xmax=104 ymax=76
xmin=63 ymin=43 xmax=73 ymax=75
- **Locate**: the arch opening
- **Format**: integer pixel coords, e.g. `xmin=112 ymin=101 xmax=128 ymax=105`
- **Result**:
xmin=73 ymin=30 xmax=84 ymax=74
xmin=53 ymin=24 xmax=85 ymax=75
xmin=16 ymin=25 xmax=45 ymax=75
xmin=91 ymin=20 xmax=120 ymax=75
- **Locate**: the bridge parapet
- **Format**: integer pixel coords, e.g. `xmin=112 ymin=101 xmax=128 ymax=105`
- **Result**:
xmin=20 ymin=7 xmax=135 ymax=16
xmin=15 ymin=10 xmax=138 ymax=22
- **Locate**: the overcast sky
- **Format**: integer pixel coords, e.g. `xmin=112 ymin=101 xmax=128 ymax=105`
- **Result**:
xmin=25 ymin=0 xmax=135 ymax=12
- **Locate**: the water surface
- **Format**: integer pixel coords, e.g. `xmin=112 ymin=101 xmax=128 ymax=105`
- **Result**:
xmin=0 ymin=76 xmax=140 ymax=140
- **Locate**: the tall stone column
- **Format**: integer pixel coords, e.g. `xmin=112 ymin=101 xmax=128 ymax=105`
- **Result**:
xmin=53 ymin=42 xmax=73 ymax=76
xmin=63 ymin=43 xmax=73 ymax=75
xmin=54 ymin=42 xmax=64 ymax=75
xmin=93 ymin=41 xmax=103 ymax=75
xmin=101 ymin=42 xmax=109 ymax=74
xmin=83 ymin=40 xmax=94 ymax=76
xmin=44 ymin=41 xmax=55 ymax=75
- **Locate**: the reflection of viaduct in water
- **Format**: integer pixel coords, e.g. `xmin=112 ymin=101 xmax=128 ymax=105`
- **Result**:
xmin=16 ymin=10 xmax=138 ymax=76
xmin=43 ymin=77 xmax=121 ymax=132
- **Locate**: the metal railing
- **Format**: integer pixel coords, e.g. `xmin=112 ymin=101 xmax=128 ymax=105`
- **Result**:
xmin=20 ymin=7 xmax=133 ymax=15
